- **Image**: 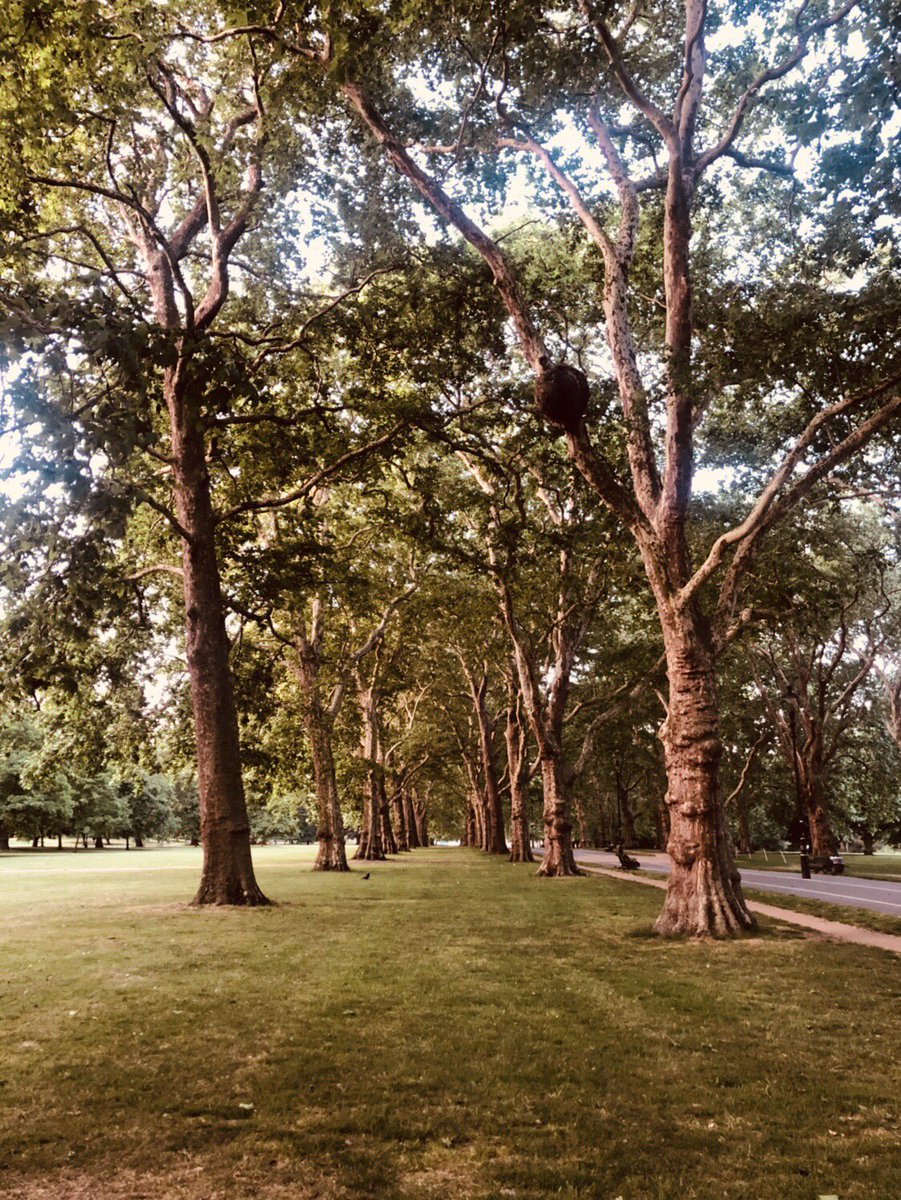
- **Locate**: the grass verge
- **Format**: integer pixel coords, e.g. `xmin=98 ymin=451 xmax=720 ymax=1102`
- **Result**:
xmin=734 ymin=852 xmax=901 ymax=882
xmin=741 ymin=886 xmax=901 ymax=938
xmin=2 ymin=845 xmax=899 ymax=1200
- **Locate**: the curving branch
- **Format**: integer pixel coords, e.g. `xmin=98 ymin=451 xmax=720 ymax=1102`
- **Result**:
xmin=695 ymin=0 xmax=858 ymax=175
xmin=216 ymin=422 xmax=405 ymax=524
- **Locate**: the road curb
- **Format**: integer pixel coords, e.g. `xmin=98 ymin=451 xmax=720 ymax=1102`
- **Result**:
xmin=580 ymin=865 xmax=901 ymax=954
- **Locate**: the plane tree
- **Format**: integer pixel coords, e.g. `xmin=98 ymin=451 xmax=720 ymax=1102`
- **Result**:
xmin=295 ymin=0 xmax=901 ymax=933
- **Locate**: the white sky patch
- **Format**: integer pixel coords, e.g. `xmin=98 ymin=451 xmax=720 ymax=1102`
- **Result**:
xmin=694 ymin=466 xmax=735 ymax=495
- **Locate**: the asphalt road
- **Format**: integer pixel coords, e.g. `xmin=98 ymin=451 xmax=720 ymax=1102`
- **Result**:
xmin=574 ymin=849 xmax=901 ymax=918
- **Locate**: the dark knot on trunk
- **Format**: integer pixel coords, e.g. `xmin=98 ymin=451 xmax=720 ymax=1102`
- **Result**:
xmin=535 ymin=357 xmax=589 ymax=435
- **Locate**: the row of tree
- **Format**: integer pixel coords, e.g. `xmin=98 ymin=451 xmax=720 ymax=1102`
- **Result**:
xmin=0 ymin=0 xmax=898 ymax=935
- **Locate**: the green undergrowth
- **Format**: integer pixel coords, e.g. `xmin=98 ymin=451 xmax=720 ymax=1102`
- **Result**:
xmin=1 ymin=845 xmax=899 ymax=1200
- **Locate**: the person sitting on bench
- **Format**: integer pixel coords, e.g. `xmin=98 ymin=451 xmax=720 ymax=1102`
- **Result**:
xmin=616 ymin=844 xmax=640 ymax=870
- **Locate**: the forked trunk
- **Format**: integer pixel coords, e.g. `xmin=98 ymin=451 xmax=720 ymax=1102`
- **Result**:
xmin=170 ymin=383 xmax=267 ymax=907
xmin=536 ymin=754 xmax=581 ymax=876
xmin=655 ymin=623 xmax=753 ymax=936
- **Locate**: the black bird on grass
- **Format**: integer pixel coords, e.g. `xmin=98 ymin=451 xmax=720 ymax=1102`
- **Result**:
xmin=362 ymin=872 xmax=371 ymax=880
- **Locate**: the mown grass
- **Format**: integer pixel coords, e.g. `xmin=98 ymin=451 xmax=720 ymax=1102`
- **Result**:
xmin=2 ymin=845 xmax=899 ymax=1200
xmin=734 ymin=851 xmax=901 ymax=882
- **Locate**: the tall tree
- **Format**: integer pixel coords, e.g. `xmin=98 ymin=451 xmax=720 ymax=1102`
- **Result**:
xmin=273 ymin=0 xmax=901 ymax=933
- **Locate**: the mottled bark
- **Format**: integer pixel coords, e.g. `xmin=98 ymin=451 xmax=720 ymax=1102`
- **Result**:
xmin=170 ymin=372 xmax=267 ymax=906
xmin=655 ymin=800 xmax=668 ymax=852
xmin=802 ymin=775 xmax=839 ymax=857
xmin=655 ymin=618 xmax=753 ymax=936
xmin=536 ymin=755 xmax=581 ymax=876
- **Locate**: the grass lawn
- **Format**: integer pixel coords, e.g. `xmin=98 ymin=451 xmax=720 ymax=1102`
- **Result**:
xmin=733 ymin=851 xmax=901 ymax=882
xmin=2 ymin=845 xmax=899 ymax=1200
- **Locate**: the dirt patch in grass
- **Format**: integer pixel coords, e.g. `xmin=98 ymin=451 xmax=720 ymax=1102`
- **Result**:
xmin=1 ymin=1159 xmax=352 ymax=1200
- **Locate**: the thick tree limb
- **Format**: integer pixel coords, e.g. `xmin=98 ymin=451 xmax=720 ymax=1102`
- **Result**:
xmin=216 ymin=422 xmax=405 ymax=523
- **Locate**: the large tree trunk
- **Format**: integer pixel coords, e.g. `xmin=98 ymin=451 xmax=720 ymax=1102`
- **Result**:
xmin=471 ymin=787 xmax=486 ymax=850
xmin=802 ymin=777 xmax=839 ymax=857
xmin=379 ymin=769 xmax=399 ymax=855
xmin=309 ymin=716 xmax=350 ymax=871
xmin=505 ymin=680 xmax=534 ymax=863
xmin=291 ymin=653 xmax=349 ymax=872
xmin=169 ymin=371 xmax=267 ymax=906
xmin=403 ymin=789 xmax=421 ymax=848
xmin=0 ymin=826 xmax=9 ymax=852
xmin=654 ymin=618 xmax=753 ymax=936
xmin=390 ymin=779 xmax=410 ymax=852
xmin=354 ymin=684 xmax=386 ymax=861
xmin=414 ymin=791 xmax=430 ymax=846
xmin=536 ymin=753 xmax=581 ymax=876
xmin=468 ymin=672 xmax=509 ymax=855
xmin=289 ymin=609 xmax=352 ymax=873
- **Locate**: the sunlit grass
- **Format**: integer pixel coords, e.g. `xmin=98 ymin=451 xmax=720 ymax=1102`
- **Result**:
xmin=1 ymin=846 xmax=899 ymax=1199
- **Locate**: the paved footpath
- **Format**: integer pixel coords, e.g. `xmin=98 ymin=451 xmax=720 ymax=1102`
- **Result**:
xmin=576 ymin=848 xmax=901 ymax=917
xmin=578 ymin=862 xmax=901 ymax=955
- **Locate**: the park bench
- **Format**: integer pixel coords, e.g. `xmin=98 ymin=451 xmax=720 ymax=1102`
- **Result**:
xmin=615 ymin=846 xmax=641 ymax=871
xmin=808 ymin=854 xmax=845 ymax=875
